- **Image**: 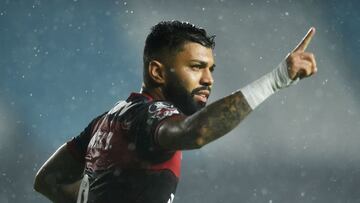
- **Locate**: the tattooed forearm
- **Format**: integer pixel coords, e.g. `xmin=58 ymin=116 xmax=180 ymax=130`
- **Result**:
xmin=183 ymin=90 xmax=252 ymax=148
xmin=158 ymin=90 xmax=253 ymax=150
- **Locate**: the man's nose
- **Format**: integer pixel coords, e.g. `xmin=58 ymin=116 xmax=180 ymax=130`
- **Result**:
xmin=200 ymin=68 xmax=214 ymax=86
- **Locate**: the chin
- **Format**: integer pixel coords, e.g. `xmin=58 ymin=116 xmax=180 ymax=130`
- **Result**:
xmin=183 ymin=101 xmax=206 ymax=115
xmin=194 ymin=98 xmax=207 ymax=108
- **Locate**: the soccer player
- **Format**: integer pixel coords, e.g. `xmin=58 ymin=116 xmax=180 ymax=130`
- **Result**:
xmin=34 ymin=21 xmax=317 ymax=203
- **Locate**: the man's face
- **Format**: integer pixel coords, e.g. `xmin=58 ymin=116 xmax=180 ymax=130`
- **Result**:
xmin=162 ymin=42 xmax=215 ymax=115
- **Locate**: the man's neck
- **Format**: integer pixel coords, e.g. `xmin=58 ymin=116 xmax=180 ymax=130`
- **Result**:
xmin=140 ymin=86 xmax=165 ymax=101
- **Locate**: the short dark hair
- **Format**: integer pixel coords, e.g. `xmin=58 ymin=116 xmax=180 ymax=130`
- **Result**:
xmin=143 ymin=20 xmax=215 ymax=87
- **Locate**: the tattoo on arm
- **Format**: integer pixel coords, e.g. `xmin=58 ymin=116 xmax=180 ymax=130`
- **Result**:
xmin=158 ymin=90 xmax=252 ymax=149
xmin=186 ymin=90 xmax=252 ymax=147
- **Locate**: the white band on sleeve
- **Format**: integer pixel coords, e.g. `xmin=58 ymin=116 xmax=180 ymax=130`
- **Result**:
xmin=240 ymin=59 xmax=299 ymax=110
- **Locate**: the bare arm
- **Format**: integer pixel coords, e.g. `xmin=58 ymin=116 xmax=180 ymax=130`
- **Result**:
xmin=34 ymin=143 xmax=84 ymax=203
xmin=157 ymin=91 xmax=252 ymax=149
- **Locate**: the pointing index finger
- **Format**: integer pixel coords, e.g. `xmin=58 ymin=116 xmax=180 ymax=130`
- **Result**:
xmin=292 ymin=27 xmax=316 ymax=53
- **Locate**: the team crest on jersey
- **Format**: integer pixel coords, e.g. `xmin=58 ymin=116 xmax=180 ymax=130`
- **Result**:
xmin=149 ymin=102 xmax=180 ymax=120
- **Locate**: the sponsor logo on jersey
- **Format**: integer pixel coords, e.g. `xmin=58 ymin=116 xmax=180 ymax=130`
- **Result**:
xmin=149 ymin=102 xmax=180 ymax=120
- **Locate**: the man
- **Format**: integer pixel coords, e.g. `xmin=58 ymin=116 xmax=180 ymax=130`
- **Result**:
xmin=34 ymin=21 xmax=317 ymax=203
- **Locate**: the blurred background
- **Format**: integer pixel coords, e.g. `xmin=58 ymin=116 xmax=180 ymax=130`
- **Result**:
xmin=1 ymin=0 xmax=359 ymax=202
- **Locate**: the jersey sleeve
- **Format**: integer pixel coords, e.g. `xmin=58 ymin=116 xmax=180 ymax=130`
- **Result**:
xmin=66 ymin=113 xmax=106 ymax=163
xmin=132 ymin=101 xmax=185 ymax=163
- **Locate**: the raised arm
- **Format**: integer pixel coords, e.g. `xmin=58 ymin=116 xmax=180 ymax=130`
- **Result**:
xmin=157 ymin=90 xmax=252 ymax=149
xmin=157 ymin=27 xmax=317 ymax=150
xmin=34 ymin=143 xmax=84 ymax=203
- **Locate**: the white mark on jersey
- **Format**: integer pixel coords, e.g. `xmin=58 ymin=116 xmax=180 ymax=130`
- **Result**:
xmin=88 ymin=131 xmax=114 ymax=152
xmin=167 ymin=193 xmax=175 ymax=203
xmin=77 ymin=174 xmax=89 ymax=203
xmin=149 ymin=102 xmax=179 ymax=120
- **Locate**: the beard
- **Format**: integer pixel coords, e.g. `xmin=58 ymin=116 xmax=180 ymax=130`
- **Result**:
xmin=162 ymin=69 xmax=210 ymax=115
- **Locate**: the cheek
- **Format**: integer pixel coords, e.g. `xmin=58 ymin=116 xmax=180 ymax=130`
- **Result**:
xmin=180 ymin=69 xmax=200 ymax=89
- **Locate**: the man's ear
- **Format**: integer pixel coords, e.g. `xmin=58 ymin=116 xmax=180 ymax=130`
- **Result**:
xmin=148 ymin=60 xmax=166 ymax=84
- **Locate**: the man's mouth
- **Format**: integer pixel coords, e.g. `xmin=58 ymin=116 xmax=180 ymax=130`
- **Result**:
xmin=193 ymin=90 xmax=210 ymax=103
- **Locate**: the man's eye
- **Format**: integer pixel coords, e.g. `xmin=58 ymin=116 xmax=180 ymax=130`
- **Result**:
xmin=191 ymin=65 xmax=201 ymax=70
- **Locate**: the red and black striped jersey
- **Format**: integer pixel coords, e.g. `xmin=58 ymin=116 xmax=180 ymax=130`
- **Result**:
xmin=67 ymin=93 xmax=185 ymax=203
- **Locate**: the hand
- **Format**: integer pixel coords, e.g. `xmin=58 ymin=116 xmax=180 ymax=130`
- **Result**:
xmin=286 ymin=27 xmax=317 ymax=80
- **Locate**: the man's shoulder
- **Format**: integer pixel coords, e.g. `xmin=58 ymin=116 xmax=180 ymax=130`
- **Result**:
xmin=108 ymin=93 xmax=181 ymax=116
xmin=147 ymin=101 xmax=181 ymax=120
xmin=107 ymin=93 xmax=149 ymax=115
